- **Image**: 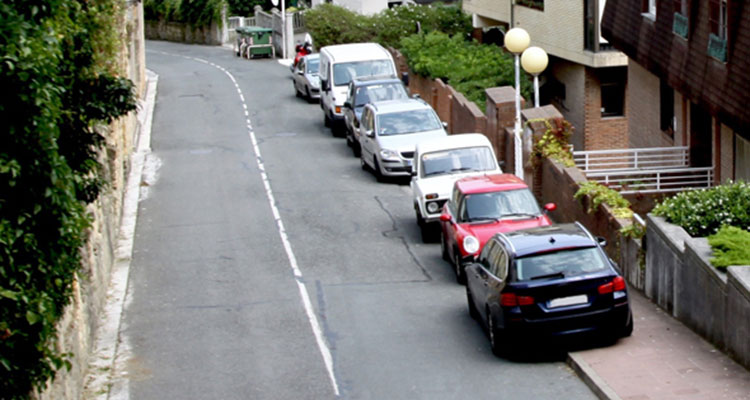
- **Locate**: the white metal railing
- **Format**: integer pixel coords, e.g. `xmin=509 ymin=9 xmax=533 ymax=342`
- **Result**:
xmin=585 ymin=166 xmax=714 ymax=194
xmin=574 ymin=146 xmax=689 ymax=172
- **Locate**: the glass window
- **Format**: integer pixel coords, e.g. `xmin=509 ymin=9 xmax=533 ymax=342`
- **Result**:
xmin=376 ymin=109 xmax=442 ymax=136
xmin=460 ymin=189 xmax=542 ymax=222
xmin=736 ymin=134 xmax=750 ymax=181
xmin=333 ymin=60 xmax=395 ymax=86
xmin=420 ymin=146 xmax=497 ymax=178
xmin=709 ymin=0 xmax=728 ymax=40
xmin=355 ymin=83 xmax=408 ymax=107
xmin=307 ymin=58 xmax=319 ymax=74
xmin=599 ymin=67 xmax=627 ymax=117
xmin=660 ymin=79 xmax=674 ymax=134
xmin=514 ymin=247 xmax=608 ymax=281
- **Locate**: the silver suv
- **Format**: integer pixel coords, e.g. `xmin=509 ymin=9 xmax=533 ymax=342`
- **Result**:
xmin=359 ymin=99 xmax=447 ymax=181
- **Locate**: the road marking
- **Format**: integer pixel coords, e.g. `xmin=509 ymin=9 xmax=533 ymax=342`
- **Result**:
xmin=157 ymin=51 xmax=341 ymax=396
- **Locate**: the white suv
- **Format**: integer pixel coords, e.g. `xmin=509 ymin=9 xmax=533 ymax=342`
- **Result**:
xmin=359 ymin=99 xmax=447 ymax=181
xmin=410 ymin=134 xmax=502 ymax=241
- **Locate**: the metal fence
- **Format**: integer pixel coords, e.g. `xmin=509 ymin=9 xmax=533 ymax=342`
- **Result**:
xmin=585 ymin=166 xmax=714 ymax=194
xmin=574 ymin=146 xmax=689 ymax=172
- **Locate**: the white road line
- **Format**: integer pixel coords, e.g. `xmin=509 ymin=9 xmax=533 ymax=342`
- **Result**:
xmin=189 ymin=54 xmax=341 ymax=396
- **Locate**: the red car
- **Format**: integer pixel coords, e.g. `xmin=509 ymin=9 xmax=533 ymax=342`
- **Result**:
xmin=439 ymin=174 xmax=556 ymax=284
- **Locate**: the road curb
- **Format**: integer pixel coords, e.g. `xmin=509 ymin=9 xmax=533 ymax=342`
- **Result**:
xmin=567 ymin=352 xmax=622 ymax=400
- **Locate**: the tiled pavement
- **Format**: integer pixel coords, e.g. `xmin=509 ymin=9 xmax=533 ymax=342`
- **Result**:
xmin=568 ymin=290 xmax=750 ymax=400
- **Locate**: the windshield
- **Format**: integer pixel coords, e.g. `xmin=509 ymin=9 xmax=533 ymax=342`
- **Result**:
xmin=421 ymin=146 xmax=497 ymax=177
xmin=333 ymin=60 xmax=395 ymax=86
xmin=461 ymin=189 xmax=541 ymax=222
xmin=355 ymin=83 xmax=408 ymax=107
xmin=514 ymin=247 xmax=608 ymax=281
xmin=307 ymin=59 xmax=319 ymax=74
xmin=376 ymin=109 xmax=442 ymax=136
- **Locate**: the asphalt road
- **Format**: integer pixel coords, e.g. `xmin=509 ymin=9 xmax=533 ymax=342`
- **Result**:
xmin=121 ymin=40 xmax=599 ymax=400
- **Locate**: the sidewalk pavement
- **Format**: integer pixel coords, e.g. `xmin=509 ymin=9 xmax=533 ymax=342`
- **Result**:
xmin=568 ymin=289 xmax=750 ymax=400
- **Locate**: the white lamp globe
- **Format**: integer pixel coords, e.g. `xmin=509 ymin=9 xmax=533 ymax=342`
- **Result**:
xmin=521 ymin=46 xmax=549 ymax=74
xmin=504 ymin=27 xmax=530 ymax=54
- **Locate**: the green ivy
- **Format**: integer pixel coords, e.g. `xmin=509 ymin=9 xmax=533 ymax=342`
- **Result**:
xmin=144 ymin=0 xmax=227 ymax=27
xmin=1 ymin=0 xmax=136 ymax=397
xmin=708 ymin=225 xmax=750 ymax=268
xmin=652 ymin=181 xmax=750 ymax=237
xmin=530 ymin=118 xmax=575 ymax=168
xmin=574 ymin=181 xmax=633 ymax=219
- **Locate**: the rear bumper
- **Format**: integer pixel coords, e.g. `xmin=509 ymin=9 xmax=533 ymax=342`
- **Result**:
xmin=502 ymin=301 xmax=630 ymax=338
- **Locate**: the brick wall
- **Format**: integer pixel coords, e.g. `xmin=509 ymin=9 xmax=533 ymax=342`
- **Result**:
xmin=583 ymin=67 xmax=629 ymax=150
xmin=720 ymin=124 xmax=734 ymax=182
xmin=451 ymin=89 xmax=486 ymax=135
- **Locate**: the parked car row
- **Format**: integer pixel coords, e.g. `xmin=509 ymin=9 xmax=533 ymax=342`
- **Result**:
xmin=288 ymin=42 xmax=633 ymax=356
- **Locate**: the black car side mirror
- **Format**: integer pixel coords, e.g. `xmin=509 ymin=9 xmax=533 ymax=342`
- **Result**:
xmin=344 ymin=101 xmax=351 ymax=109
xmin=597 ymin=236 xmax=608 ymax=247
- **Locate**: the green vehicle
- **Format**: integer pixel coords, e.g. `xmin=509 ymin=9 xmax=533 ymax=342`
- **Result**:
xmin=235 ymin=26 xmax=275 ymax=59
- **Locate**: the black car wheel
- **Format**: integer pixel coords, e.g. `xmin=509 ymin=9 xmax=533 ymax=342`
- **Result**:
xmin=487 ymin=311 xmax=505 ymax=357
xmin=621 ymin=313 xmax=634 ymax=338
xmin=440 ymin=232 xmax=450 ymax=261
xmin=352 ymin=140 xmax=361 ymax=157
xmin=454 ymin=251 xmax=466 ymax=284
xmin=466 ymin=286 xmax=478 ymax=320
xmin=373 ymin=157 xmax=385 ymax=182
xmin=324 ymin=111 xmax=331 ymax=128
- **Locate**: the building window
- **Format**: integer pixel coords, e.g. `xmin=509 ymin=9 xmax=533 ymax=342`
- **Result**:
xmin=708 ymin=0 xmax=728 ymax=61
xmin=642 ymin=0 xmax=657 ymax=18
xmin=599 ymin=67 xmax=626 ymax=118
xmin=660 ymin=79 xmax=674 ymax=136
xmin=516 ymin=0 xmax=544 ymax=11
xmin=672 ymin=0 xmax=689 ymax=37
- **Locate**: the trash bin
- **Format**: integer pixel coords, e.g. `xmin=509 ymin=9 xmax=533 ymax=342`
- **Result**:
xmin=235 ymin=26 xmax=275 ymax=59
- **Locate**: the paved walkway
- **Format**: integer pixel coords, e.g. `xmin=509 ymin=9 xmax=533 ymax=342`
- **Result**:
xmin=568 ymin=290 xmax=750 ymax=400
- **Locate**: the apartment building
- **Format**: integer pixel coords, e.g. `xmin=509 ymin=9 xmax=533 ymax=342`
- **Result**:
xmin=601 ymin=0 xmax=750 ymax=182
xmin=462 ymin=0 xmax=628 ymax=152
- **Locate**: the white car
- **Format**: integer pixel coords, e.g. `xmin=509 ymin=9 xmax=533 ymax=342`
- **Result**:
xmin=410 ymin=134 xmax=502 ymax=241
xmin=359 ymin=98 xmax=447 ymax=181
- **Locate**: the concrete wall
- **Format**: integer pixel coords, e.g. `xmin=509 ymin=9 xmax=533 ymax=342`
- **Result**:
xmin=627 ymin=60 xmax=674 ymax=149
xmin=37 ymin=3 xmax=147 ymax=399
xmin=645 ymin=214 xmax=750 ymax=370
xmin=145 ymin=19 xmax=228 ymax=45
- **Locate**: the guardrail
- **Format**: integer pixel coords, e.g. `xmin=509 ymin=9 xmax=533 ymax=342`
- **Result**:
xmin=585 ymin=166 xmax=714 ymax=194
xmin=574 ymin=146 xmax=689 ymax=172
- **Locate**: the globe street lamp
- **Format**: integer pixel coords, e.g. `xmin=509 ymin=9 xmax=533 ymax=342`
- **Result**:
xmin=504 ymin=27 xmax=530 ymax=180
xmin=521 ymin=46 xmax=548 ymax=107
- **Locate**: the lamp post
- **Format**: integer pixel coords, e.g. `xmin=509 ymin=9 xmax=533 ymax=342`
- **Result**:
xmin=504 ymin=27 xmax=530 ymax=180
xmin=521 ymin=46 xmax=548 ymax=107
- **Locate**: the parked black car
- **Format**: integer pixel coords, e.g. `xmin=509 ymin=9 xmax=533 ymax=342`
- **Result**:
xmin=342 ymin=76 xmax=409 ymax=156
xmin=465 ymin=222 xmax=633 ymax=357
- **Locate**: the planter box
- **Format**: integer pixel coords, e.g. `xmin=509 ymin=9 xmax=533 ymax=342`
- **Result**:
xmin=646 ymin=214 xmax=750 ymax=369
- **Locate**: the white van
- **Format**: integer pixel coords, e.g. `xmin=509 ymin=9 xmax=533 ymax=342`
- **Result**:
xmin=319 ymin=42 xmax=397 ymax=134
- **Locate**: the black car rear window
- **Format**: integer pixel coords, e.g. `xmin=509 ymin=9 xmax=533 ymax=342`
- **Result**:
xmin=513 ymin=247 xmax=608 ymax=281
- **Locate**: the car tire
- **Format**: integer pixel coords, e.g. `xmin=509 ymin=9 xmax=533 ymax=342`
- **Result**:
xmin=295 ymin=84 xmax=301 ymax=98
xmin=324 ymin=111 xmax=331 ymax=128
xmin=487 ymin=311 xmax=506 ymax=357
xmin=454 ymin=251 xmax=466 ymax=285
xmin=306 ymin=87 xmax=315 ymax=103
xmin=440 ymin=233 xmax=450 ymax=261
xmin=620 ymin=313 xmax=634 ymax=338
xmin=417 ymin=213 xmax=431 ymax=243
xmin=466 ymin=286 xmax=478 ymax=320
xmin=352 ymin=140 xmax=361 ymax=157
xmin=373 ymin=157 xmax=385 ymax=182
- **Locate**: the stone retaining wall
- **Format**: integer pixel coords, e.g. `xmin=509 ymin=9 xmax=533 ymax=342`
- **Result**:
xmin=36 ymin=3 xmax=147 ymax=399
xmin=646 ymin=214 xmax=750 ymax=369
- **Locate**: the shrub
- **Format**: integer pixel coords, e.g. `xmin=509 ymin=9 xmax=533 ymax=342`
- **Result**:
xmin=574 ymin=181 xmax=633 ymax=219
xmin=531 ymin=118 xmax=575 ymax=168
xmin=374 ymin=3 xmax=472 ymax=48
xmin=652 ymin=181 xmax=750 ymax=237
xmin=708 ymin=225 xmax=750 ymax=268
xmin=144 ymin=0 xmax=227 ymax=26
xmin=303 ymin=4 xmax=375 ymax=48
xmin=399 ymin=31 xmax=531 ymax=107
xmin=1 ymin=0 xmax=136 ymax=397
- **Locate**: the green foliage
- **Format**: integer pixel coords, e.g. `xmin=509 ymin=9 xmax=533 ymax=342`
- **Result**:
xmin=531 ymin=118 xmax=575 ymax=168
xmin=1 ymin=0 xmax=136 ymax=397
xmin=708 ymin=225 xmax=750 ymax=268
xmin=374 ymin=3 xmax=472 ymax=48
xmin=652 ymin=181 xmax=750 ymax=237
xmin=303 ymin=4 xmax=375 ymax=48
xmin=144 ymin=0 xmax=227 ymax=26
xmin=226 ymin=0 xmax=267 ymax=17
xmin=574 ymin=181 xmax=633 ymax=219
xmin=400 ymin=31 xmax=531 ymax=106
xmin=620 ymin=221 xmax=646 ymax=240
